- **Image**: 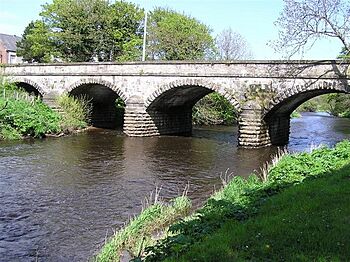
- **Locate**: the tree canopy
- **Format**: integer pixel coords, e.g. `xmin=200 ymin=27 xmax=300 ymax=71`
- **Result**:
xmin=147 ymin=8 xmax=214 ymax=60
xmin=18 ymin=0 xmax=144 ymax=62
xmin=272 ymin=0 xmax=350 ymax=58
xmin=17 ymin=20 xmax=58 ymax=63
xmin=18 ymin=1 xmax=252 ymax=63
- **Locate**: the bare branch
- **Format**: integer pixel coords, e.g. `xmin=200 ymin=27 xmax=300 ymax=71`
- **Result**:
xmin=271 ymin=0 xmax=350 ymax=58
xmin=215 ymin=28 xmax=253 ymax=60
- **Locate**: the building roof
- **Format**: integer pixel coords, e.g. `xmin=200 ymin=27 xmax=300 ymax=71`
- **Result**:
xmin=0 ymin=33 xmax=21 ymax=52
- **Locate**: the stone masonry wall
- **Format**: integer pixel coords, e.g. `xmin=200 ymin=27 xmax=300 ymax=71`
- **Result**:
xmin=238 ymin=102 xmax=271 ymax=148
xmin=267 ymin=115 xmax=291 ymax=146
xmin=124 ymin=107 xmax=192 ymax=136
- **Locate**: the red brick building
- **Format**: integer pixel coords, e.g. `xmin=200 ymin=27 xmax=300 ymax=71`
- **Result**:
xmin=0 ymin=33 xmax=22 ymax=64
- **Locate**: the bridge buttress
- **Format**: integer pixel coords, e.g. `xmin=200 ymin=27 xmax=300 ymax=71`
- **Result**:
xmin=124 ymin=96 xmax=192 ymax=136
xmin=238 ymin=101 xmax=291 ymax=148
xmin=267 ymin=114 xmax=291 ymax=146
xmin=238 ymin=101 xmax=271 ymax=148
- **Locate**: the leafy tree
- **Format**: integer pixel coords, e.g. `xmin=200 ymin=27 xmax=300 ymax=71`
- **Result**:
xmin=18 ymin=0 xmax=144 ymax=62
xmin=147 ymin=8 xmax=214 ymax=60
xmin=272 ymin=0 xmax=350 ymax=58
xmin=39 ymin=0 xmax=108 ymax=62
xmin=108 ymin=1 xmax=144 ymax=61
xmin=327 ymin=93 xmax=350 ymax=117
xmin=215 ymin=28 xmax=253 ymax=60
xmin=17 ymin=20 xmax=58 ymax=63
xmin=193 ymin=93 xmax=237 ymax=125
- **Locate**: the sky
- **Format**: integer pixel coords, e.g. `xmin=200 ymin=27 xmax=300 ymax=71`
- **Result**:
xmin=0 ymin=0 xmax=343 ymax=60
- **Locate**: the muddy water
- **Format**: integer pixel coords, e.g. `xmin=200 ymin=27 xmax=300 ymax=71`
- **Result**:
xmin=0 ymin=112 xmax=349 ymax=261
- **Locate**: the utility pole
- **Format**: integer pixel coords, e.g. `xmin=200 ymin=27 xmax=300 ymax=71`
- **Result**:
xmin=142 ymin=10 xmax=148 ymax=61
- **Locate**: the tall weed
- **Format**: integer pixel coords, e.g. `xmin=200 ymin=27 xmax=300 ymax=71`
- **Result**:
xmin=57 ymin=94 xmax=92 ymax=132
xmin=96 ymin=195 xmax=191 ymax=262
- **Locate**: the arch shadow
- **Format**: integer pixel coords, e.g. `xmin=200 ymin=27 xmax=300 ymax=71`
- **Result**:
xmin=68 ymin=79 xmax=127 ymax=129
xmin=144 ymin=79 xmax=241 ymax=136
xmin=9 ymin=78 xmax=44 ymax=97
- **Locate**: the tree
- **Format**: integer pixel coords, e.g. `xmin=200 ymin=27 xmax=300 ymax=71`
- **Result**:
xmin=147 ymin=8 xmax=214 ymax=60
xmin=107 ymin=1 xmax=144 ymax=61
xmin=17 ymin=20 xmax=58 ymax=63
xmin=215 ymin=28 xmax=253 ymax=60
xmin=272 ymin=0 xmax=350 ymax=58
xmin=18 ymin=0 xmax=144 ymax=62
xmin=40 ymin=0 xmax=110 ymax=62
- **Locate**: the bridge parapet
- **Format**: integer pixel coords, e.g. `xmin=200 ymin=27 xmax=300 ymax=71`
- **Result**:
xmin=3 ymin=60 xmax=349 ymax=79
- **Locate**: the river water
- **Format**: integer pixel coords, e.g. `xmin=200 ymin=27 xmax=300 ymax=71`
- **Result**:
xmin=1 ymin=112 xmax=350 ymax=261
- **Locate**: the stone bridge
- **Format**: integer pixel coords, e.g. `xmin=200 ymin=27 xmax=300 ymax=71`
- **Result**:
xmin=2 ymin=60 xmax=349 ymax=148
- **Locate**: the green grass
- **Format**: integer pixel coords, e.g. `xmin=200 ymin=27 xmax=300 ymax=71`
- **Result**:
xmin=166 ymin=165 xmax=350 ymax=261
xmin=143 ymin=141 xmax=350 ymax=261
xmin=291 ymin=110 xmax=301 ymax=118
xmin=96 ymin=196 xmax=191 ymax=262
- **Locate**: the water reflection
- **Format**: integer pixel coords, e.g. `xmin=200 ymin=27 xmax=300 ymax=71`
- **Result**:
xmin=1 ymin=113 xmax=350 ymax=261
xmin=289 ymin=112 xmax=350 ymax=151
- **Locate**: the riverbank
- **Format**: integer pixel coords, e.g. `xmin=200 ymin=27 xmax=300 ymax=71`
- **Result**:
xmin=0 ymin=83 xmax=90 ymax=140
xmin=96 ymin=140 xmax=350 ymax=261
xmin=168 ymin=161 xmax=350 ymax=261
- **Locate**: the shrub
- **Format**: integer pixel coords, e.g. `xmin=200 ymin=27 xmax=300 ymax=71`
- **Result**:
xmin=0 ymin=82 xmax=61 ymax=139
xmin=193 ymin=93 xmax=237 ymax=125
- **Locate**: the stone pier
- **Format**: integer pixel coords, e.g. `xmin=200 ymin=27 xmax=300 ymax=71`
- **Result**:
xmin=238 ymin=101 xmax=271 ymax=148
xmin=124 ymin=97 xmax=192 ymax=136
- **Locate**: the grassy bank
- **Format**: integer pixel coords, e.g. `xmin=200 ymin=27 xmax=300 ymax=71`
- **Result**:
xmin=0 ymin=82 xmax=90 ymax=140
xmin=96 ymin=196 xmax=191 ymax=262
xmin=138 ymin=141 xmax=350 ymax=261
xmin=166 ymin=162 xmax=350 ymax=261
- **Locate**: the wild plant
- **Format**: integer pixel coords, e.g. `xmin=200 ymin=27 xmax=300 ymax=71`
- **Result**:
xmin=259 ymin=147 xmax=288 ymax=182
xmin=57 ymin=94 xmax=92 ymax=131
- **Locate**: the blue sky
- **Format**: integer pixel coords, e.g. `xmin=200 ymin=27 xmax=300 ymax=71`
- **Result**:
xmin=0 ymin=0 xmax=342 ymax=59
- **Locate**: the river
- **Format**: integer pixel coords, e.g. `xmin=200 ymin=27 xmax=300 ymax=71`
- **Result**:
xmin=1 ymin=112 xmax=350 ymax=261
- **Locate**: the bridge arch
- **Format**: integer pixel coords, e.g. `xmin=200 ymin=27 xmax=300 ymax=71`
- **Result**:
xmin=68 ymin=78 xmax=127 ymax=129
xmin=265 ymin=80 xmax=347 ymax=117
xmin=145 ymin=79 xmax=241 ymax=112
xmin=262 ymin=80 xmax=348 ymax=146
xmin=9 ymin=77 xmax=44 ymax=97
xmin=141 ymin=79 xmax=240 ymax=136
xmin=67 ymin=78 xmax=127 ymax=101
